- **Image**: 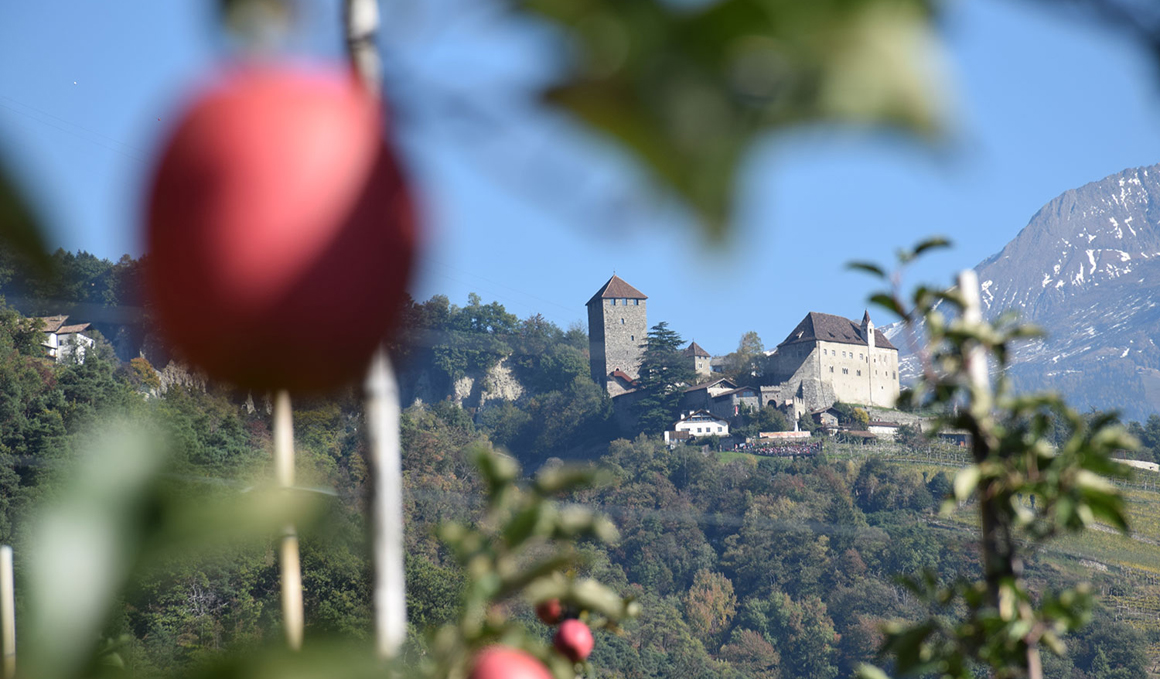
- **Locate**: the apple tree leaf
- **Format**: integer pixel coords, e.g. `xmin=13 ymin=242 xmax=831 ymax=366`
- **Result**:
xmin=520 ymin=0 xmax=948 ymax=240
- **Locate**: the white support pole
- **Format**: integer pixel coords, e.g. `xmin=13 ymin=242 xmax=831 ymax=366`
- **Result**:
xmin=274 ymin=390 xmax=304 ymax=651
xmin=344 ymin=0 xmax=382 ymax=97
xmin=0 ymin=546 xmax=14 ymax=679
xmin=343 ymin=0 xmax=408 ymax=661
xmin=957 ymin=270 xmax=991 ymax=398
xmin=364 ymin=349 xmax=406 ymax=660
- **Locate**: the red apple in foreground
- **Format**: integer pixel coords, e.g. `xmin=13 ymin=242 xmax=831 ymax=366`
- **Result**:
xmin=554 ymin=619 xmax=594 ymax=662
xmin=468 ymin=646 xmax=552 ymax=679
xmin=145 ymin=65 xmax=416 ymax=392
xmin=536 ymin=598 xmax=563 ymax=625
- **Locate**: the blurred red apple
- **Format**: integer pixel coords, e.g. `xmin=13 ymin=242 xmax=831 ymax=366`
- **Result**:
xmin=468 ymin=646 xmax=552 ymax=679
xmin=536 ymin=598 xmax=563 ymax=625
xmin=145 ymin=65 xmax=416 ymax=392
xmin=554 ymin=619 xmax=594 ymax=662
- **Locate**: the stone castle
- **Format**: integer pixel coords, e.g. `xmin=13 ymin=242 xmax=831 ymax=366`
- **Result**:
xmin=586 ymin=275 xmax=648 ymax=397
xmin=585 ymin=275 xmax=900 ymax=415
xmin=761 ymin=311 xmax=900 ymax=412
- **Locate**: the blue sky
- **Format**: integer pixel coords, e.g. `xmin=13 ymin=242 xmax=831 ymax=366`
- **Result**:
xmin=2 ymin=0 xmax=1160 ymax=355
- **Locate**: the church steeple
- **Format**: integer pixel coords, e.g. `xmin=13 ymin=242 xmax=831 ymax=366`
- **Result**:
xmin=861 ymin=310 xmax=875 ymax=351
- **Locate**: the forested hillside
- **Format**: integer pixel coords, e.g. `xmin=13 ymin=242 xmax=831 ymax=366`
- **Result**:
xmin=0 ymin=250 xmax=1156 ymax=677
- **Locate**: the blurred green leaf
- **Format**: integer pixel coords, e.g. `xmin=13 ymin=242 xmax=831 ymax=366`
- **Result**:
xmin=913 ymin=236 xmax=951 ymax=256
xmin=848 ymin=261 xmax=887 ymax=278
xmin=0 ymin=157 xmax=51 ymax=273
xmin=522 ymin=0 xmax=947 ymax=239
xmin=26 ymin=422 xmax=168 ymax=679
xmin=868 ymin=293 xmax=905 ymax=319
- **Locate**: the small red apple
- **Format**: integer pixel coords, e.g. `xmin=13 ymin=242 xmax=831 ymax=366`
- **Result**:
xmin=468 ymin=646 xmax=552 ymax=679
xmin=553 ymin=619 xmax=594 ymax=663
xmin=535 ymin=598 xmax=563 ymax=625
xmin=145 ymin=65 xmax=416 ymax=392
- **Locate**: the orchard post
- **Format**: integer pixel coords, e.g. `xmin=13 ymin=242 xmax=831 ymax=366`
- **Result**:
xmin=0 ymin=545 xmax=13 ymax=679
xmin=274 ymin=391 xmax=304 ymax=650
xmin=344 ymin=0 xmax=408 ymax=661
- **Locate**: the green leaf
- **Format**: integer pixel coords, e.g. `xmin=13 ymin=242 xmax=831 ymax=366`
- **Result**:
xmin=953 ymin=465 xmax=980 ymax=501
xmin=856 ymin=665 xmax=892 ymax=679
xmin=848 ymin=261 xmax=887 ymax=278
xmin=869 ymin=293 xmax=906 ymax=319
xmin=0 ymin=158 xmax=50 ymax=273
xmin=913 ymin=236 xmax=951 ymax=256
xmin=504 ymin=501 xmax=546 ymax=548
xmin=523 ymin=0 xmax=947 ymax=239
xmin=26 ymin=422 xmax=167 ymax=679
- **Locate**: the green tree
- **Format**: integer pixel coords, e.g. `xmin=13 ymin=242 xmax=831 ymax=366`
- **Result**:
xmin=737 ymin=592 xmax=840 ymax=679
xmin=1126 ymin=414 xmax=1160 ymax=463
xmin=721 ymin=331 xmax=764 ymax=385
xmin=683 ymin=569 xmax=737 ymax=646
xmin=633 ymin=322 xmax=697 ymax=435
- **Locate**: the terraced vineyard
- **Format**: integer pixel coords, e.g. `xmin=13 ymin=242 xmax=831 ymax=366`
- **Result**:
xmin=723 ymin=440 xmax=1160 ymax=673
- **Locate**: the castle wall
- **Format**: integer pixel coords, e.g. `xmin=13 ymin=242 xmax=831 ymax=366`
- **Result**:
xmin=767 ymin=340 xmax=899 ymax=411
xmin=811 ymin=340 xmax=899 ymax=408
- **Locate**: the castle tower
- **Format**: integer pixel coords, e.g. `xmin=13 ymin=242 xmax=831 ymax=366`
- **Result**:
xmin=586 ymin=275 xmax=648 ymax=397
xmin=861 ymin=310 xmax=875 ymax=351
xmin=683 ymin=341 xmax=712 ymax=379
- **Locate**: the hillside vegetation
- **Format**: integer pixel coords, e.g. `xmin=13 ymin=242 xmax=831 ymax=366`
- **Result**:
xmin=0 ymin=250 xmax=1156 ymax=678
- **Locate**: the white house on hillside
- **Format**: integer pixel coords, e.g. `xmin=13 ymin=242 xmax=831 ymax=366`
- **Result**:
xmin=38 ymin=315 xmax=95 ymax=364
xmin=664 ymin=410 xmax=730 ymax=445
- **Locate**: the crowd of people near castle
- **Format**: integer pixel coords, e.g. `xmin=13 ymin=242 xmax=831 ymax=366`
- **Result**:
xmin=733 ymin=440 xmax=823 ymax=457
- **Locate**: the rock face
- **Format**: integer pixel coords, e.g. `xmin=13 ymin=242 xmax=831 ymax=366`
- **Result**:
xmin=406 ymin=358 xmax=525 ymax=410
xmin=895 ymin=164 xmax=1160 ymax=420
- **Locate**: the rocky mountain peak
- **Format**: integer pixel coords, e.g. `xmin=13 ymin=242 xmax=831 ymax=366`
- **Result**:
xmin=895 ymin=164 xmax=1160 ymax=421
xmin=976 ymin=164 xmax=1160 ymax=318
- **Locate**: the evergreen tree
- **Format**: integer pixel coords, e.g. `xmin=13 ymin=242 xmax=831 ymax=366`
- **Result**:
xmin=632 ymin=322 xmax=696 ymax=435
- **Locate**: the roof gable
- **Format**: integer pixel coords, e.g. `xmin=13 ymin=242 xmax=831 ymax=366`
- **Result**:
xmin=679 ymin=410 xmax=728 ymax=424
xmin=38 ymin=315 xmax=68 ymax=333
xmin=587 ymin=275 xmax=648 ymax=305
xmin=684 ymin=377 xmax=738 ymax=393
xmin=778 ymin=312 xmax=895 ymax=350
xmin=682 ymin=341 xmax=710 ymax=358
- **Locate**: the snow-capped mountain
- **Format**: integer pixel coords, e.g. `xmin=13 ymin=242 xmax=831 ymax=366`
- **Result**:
xmin=897 ymin=164 xmax=1160 ymax=421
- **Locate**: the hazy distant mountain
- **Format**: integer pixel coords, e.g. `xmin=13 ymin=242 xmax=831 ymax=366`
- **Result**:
xmin=890 ymin=164 xmax=1160 ymax=421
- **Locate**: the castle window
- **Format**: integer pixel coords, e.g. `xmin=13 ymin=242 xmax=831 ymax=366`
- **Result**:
xmin=842 ymin=368 xmax=849 ymax=375
xmin=829 ymin=367 xmax=834 ymax=373
xmin=610 ymin=299 xmax=616 ymax=306
xmin=621 ymin=318 xmax=625 ymax=324
xmin=859 ymin=353 xmax=864 ymax=360
xmin=856 ymin=370 xmax=861 ymax=376
xmin=622 ymin=298 xmax=628 ymax=305
xmin=630 ymin=335 xmax=634 ymax=341
xmin=633 ymin=299 xmax=639 ymax=305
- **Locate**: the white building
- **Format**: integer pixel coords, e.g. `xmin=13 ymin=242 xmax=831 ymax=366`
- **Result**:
xmin=664 ymin=410 xmax=730 ymax=444
xmin=39 ymin=315 xmax=95 ymax=364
